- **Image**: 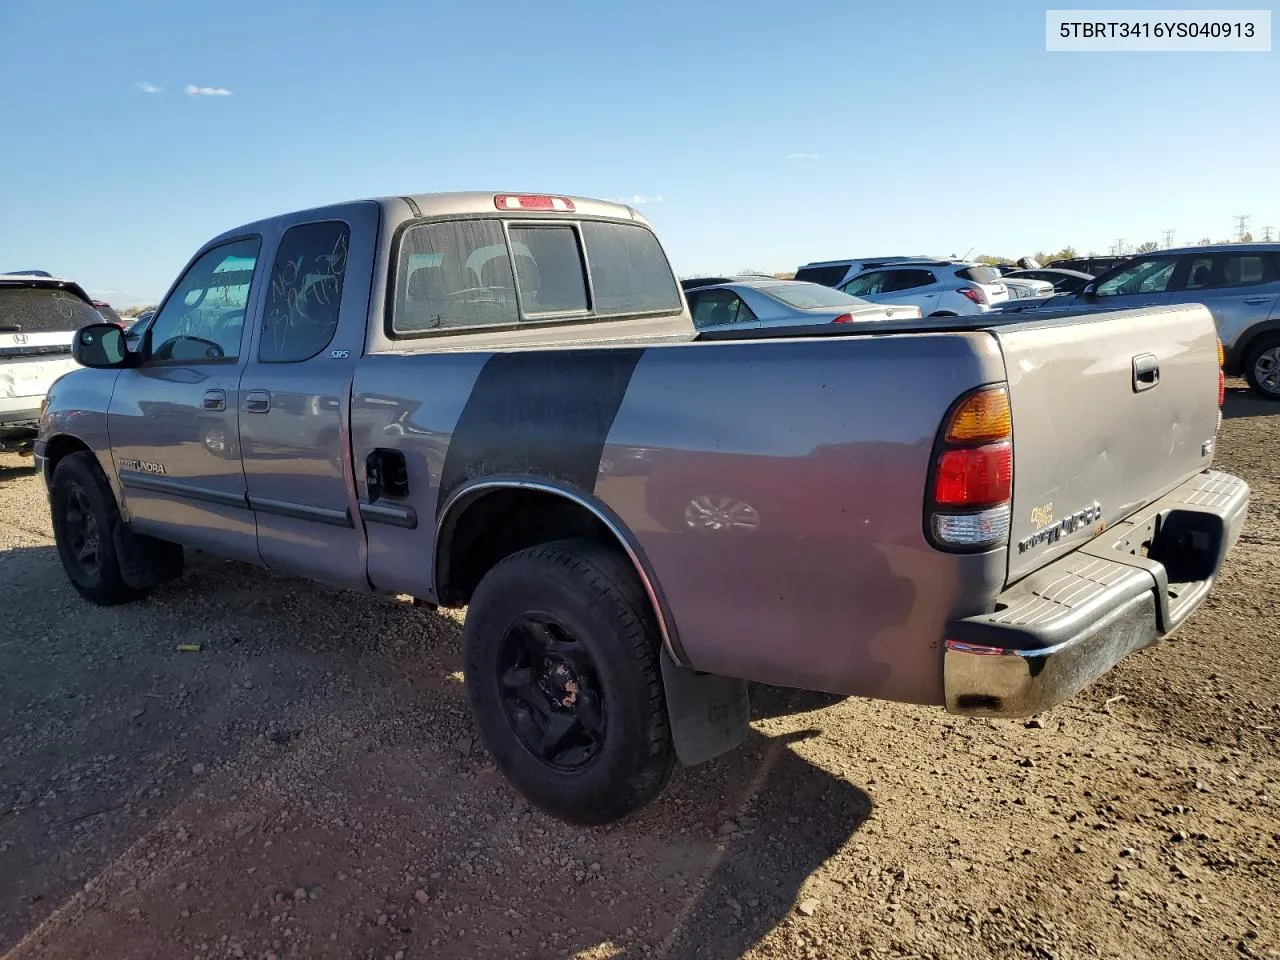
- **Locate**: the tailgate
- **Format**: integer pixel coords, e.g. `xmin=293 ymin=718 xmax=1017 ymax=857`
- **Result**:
xmin=995 ymin=304 xmax=1221 ymax=585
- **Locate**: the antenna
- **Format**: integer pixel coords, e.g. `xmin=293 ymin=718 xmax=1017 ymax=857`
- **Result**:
xmin=959 ymin=246 xmax=974 ymax=261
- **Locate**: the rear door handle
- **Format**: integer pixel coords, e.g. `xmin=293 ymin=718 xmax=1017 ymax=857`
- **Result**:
xmin=1243 ymin=296 xmax=1272 ymax=304
xmin=202 ymin=389 xmax=226 ymax=411
xmin=1132 ymin=353 xmax=1160 ymax=392
xmin=245 ymin=390 xmax=271 ymax=414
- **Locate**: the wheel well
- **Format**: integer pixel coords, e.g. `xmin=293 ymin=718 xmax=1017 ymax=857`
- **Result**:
xmin=436 ymin=487 xmax=623 ymax=608
xmin=1230 ymin=325 xmax=1280 ymax=376
xmin=43 ymin=434 xmax=92 ymax=477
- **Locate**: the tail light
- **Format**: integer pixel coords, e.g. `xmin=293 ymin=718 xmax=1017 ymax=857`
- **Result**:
xmin=831 ymin=313 xmax=855 ymax=324
xmin=927 ymin=384 xmax=1012 ymax=551
xmin=959 ymin=286 xmax=988 ymax=306
xmin=1216 ymin=337 xmax=1225 ymax=409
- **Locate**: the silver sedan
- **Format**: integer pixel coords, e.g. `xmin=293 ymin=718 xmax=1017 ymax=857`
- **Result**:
xmin=684 ymin=279 xmax=921 ymax=332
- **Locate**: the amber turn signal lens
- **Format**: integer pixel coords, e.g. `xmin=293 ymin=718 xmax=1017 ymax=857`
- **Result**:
xmin=945 ymin=386 xmax=1011 ymax=444
xmin=1217 ymin=337 xmax=1225 ymax=369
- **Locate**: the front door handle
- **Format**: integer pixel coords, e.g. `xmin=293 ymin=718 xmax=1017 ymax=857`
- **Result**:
xmin=245 ymin=390 xmax=271 ymax=414
xmin=1132 ymin=353 xmax=1160 ymax=392
xmin=1243 ymin=296 xmax=1272 ymax=304
xmin=202 ymin=389 xmax=226 ymax=411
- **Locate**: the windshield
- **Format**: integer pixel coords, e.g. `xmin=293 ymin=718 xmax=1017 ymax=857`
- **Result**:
xmin=756 ymin=282 xmax=870 ymax=310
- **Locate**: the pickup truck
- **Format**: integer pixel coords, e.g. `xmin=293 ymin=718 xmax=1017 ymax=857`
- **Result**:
xmin=37 ymin=192 xmax=1249 ymax=826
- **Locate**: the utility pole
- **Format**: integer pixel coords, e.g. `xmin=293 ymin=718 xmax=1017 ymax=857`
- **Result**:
xmin=1162 ymin=229 xmax=1175 ymax=249
xmin=1234 ymin=214 xmax=1251 ymax=241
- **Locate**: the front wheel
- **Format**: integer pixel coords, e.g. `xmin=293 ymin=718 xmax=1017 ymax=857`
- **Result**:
xmin=50 ymin=452 xmax=147 ymax=605
xmin=463 ymin=539 xmax=675 ymax=826
xmin=1244 ymin=335 xmax=1280 ymax=400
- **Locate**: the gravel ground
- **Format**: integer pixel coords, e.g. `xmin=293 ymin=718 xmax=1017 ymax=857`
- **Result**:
xmin=1 ymin=382 xmax=1277 ymax=960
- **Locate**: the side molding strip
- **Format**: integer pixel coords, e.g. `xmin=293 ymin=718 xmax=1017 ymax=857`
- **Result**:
xmin=119 ymin=471 xmax=248 ymax=509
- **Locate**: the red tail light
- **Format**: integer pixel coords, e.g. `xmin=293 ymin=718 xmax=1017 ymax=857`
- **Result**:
xmin=927 ymin=385 xmax=1013 ymax=551
xmin=1218 ymin=369 xmax=1225 ymax=407
xmin=959 ymin=286 xmax=988 ymax=305
xmin=831 ymin=313 xmax=855 ymax=324
xmin=934 ymin=443 xmax=1012 ymax=506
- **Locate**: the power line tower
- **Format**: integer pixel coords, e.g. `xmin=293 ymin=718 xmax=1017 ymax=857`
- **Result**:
xmin=1262 ymin=225 xmax=1275 ymax=242
xmin=1234 ymin=214 xmax=1251 ymax=241
xmin=1162 ymin=229 xmax=1175 ymax=248
xmin=1111 ymin=238 xmax=1127 ymax=256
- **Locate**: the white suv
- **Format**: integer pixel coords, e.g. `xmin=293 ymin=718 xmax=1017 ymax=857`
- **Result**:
xmin=1 ymin=274 xmax=97 ymax=455
xmin=837 ymin=261 xmax=1010 ymax=317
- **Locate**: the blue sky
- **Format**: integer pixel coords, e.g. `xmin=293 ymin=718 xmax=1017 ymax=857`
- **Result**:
xmin=1 ymin=0 xmax=1277 ymax=306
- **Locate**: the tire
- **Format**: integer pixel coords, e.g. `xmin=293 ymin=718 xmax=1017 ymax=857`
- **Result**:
xmin=1244 ymin=335 xmax=1280 ymax=400
xmin=463 ymin=539 xmax=675 ymax=826
xmin=50 ymin=451 xmax=148 ymax=605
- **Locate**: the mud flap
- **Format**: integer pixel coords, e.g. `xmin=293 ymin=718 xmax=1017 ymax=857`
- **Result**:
xmin=113 ymin=524 xmax=184 ymax=590
xmin=660 ymin=649 xmax=750 ymax=766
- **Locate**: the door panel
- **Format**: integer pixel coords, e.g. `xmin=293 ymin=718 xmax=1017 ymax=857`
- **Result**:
xmin=1166 ymin=252 xmax=1280 ymax=352
xmin=239 ymin=206 xmax=379 ymax=590
xmin=108 ymin=236 xmax=262 ymax=562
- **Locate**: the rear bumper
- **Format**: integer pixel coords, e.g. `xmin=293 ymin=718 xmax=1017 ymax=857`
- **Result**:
xmin=944 ymin=469 xmax=1249 ymax=718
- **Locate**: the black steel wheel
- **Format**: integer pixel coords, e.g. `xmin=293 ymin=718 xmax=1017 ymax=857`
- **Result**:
xmin=50 ymin=451 xmax=146 ymax=605
xmin=464 ymin=539 xmax=675 ymax=826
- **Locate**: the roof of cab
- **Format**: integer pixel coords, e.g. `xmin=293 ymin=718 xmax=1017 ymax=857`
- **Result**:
xmin=207 ymin=191 xmax=652 ymax=247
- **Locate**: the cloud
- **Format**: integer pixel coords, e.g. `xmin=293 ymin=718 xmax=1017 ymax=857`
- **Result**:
xmin=185 ymin=84 xmax=232 ymax=97
xmin=615 ymin=194 xmax=663 ymax=206
xmin=785 ymin=152 xmax=822 ymax=161
xmin=137 ymin=81 xmax=163 ymax=94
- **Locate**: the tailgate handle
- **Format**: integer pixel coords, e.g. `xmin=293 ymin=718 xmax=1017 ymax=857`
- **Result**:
xmin=1132 ymin=353 xmax=1160 ymax=392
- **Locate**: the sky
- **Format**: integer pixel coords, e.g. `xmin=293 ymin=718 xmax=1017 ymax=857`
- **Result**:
xmin=1 ymin=0 xmax=1278 ymax=306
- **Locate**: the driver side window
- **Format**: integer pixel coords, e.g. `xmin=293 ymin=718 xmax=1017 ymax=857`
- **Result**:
xmin=842 ymin=271 xmax=885 ymax=297
xmin=147 ymin=237 xmax=261 ymax=364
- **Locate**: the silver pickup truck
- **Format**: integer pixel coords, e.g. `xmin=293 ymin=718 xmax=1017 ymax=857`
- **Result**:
xmin=37 ymin=192 xmax=1249 ymax=826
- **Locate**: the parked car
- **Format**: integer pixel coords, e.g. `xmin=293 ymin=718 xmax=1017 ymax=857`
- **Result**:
xmin=679 ymin=274 xmax=774 ymax=292
xmin=1044 ymin=255 xmax=1128 ymax=276
xmin=39 ymin=191 xmax=1246 ymax=827
xmin=1001 ymin=267 xmax=1094 ymax=295
xmin=793 ymin=256 xmax=935 ymax=288
xmin=998 ymin=276 xmax=1056 ymax=300
xmin=685 ymin=279 xmax=921 ymax=332
xmin=1007 ymin=244 xmax=1280 ymax=399
xmin=0 ymin=273 xmax=97 ymax=454
xmin=838 ymin=260 xmax=1010 ymax=316
xmin=92 ymin=300 xmax=125 ymax=326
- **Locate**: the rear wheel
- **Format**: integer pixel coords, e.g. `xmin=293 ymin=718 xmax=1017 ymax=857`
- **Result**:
xmin=1244 ymin=335 xmax=1280 ymax=400
xmin=463 ymin=539 xmax=675 ymax=826
xmin=50 ymin=452 xmax=146 ymax=605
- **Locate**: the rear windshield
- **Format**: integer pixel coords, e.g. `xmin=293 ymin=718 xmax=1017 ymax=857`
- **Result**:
xmin=955 ymin=266 xmax=1001 ymax=284
xmin=757 ymin=282 xmax=868 ymax=310
xmin=0 ymin=286 xmax=102 ymax=334
xmin=793 ymin=264 xmax=850 ymax=287
xmin=392 ymin=218 xmax=681 ymax=335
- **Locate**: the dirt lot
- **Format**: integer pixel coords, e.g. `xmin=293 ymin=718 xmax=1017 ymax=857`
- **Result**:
xmin=2 ymin=383 xmax=1277 ymax=960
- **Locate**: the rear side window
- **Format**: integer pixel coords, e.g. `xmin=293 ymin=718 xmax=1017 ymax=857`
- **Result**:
xmin=1185 ymin=253 xmax=1279 ymax=290
xmin=955 ymin=266 xmax=1001 ymax=284
xmin=0 ymin=287 xmax=102 ymax=334
xmin=794 ymin=264 xmax=850 ymax=287
xmin=260 ymin=221 xmax=350 ymax=363
xmin=392 ymin=218 xmax=680 ymax=335
xmin=883 ymin=269 xmax=936 ymax=292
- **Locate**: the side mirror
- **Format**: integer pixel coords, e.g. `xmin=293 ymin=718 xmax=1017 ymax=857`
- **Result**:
xmin=1080 ymin=283 xmax=1096 ymax=297
xmin=72 ymin=323 xmax=132 ymax=369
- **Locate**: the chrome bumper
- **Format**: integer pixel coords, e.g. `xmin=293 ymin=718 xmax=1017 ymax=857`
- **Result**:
xmin=944 ymin=469 xmax=1249 ymax=718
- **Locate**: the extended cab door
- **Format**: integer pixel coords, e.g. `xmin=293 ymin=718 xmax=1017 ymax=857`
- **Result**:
xmin=107 ymin=237 xmax=263 ymax=562
xmin=237 ymin=202 xmax=379 ymax=590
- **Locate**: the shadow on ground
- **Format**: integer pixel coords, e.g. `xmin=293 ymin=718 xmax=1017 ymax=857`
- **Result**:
xmin=1 ymin=543 xmax=870 ymax=960
xmin=1223 ymin=385 xmax=1280 ymax=420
